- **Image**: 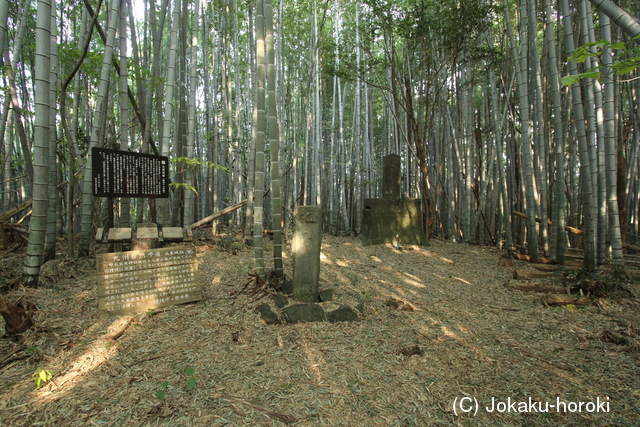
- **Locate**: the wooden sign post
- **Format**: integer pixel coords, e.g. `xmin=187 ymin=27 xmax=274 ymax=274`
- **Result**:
xmin=96 ymin=246 xmax=201 ymax=318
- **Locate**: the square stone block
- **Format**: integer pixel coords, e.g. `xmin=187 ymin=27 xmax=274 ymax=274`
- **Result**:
xmin=107 ymin=228 xmax=132 ymax=242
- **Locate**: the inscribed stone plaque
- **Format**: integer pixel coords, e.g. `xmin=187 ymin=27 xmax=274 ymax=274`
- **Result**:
xmin=96 ymin=246 xmax=201 ymax=318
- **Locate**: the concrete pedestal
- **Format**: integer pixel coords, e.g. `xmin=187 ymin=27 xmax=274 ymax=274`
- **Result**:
xmin=359 ymin=154 xmax=428 ymax=246
xmin=292 ymin=206 xmax=322 ymax=303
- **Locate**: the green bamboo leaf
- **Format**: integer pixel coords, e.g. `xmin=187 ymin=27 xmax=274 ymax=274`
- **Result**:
xmin=568 ymin=47 xmax=589 ymax=62
xmin=185 ymin=367 xmax=195 ymax=377
xmin=617 ymin=65 xmax=639 ymax=75
xmin=561 ymin=75 xmax=581 ymax=86
xmin=155 ymin=390 xmax=166 ymax=400
xmin=581 ymin=71 xmax=600 ymax=79
xmin=186 ymin=377 xmax=196 ymax=391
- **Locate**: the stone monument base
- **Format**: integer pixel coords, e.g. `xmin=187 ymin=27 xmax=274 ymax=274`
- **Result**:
xmin=359 ymin=195 xmax=428 ymax=246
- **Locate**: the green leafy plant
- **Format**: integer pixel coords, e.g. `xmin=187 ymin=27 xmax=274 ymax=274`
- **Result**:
xmin=185 ymin=367 xmax=196 ymax=391
xmin=562 ymin=35 xmax=640 ymax=86
xmin=169 ymin=182 xmax=198 ymax=195
xmin=217 ymin=236 xmax=244 ymax=254
xmin=155 ymin=381 xmax=169 ymax=400
xmin=172 ymin=157 xmax=228 ymax=171
xmin=32 ymin=369 xmax=52 ymax=389
xmin=229 ymin=241 xmax=244 ymax=255
xmin=154 ymin=367 xmax=195 ymax=400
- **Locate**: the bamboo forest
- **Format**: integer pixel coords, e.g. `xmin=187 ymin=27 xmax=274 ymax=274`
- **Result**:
xmin=0 ymin=0 xmax=639 ymax=279
xmin=1 ymin=0 xmax=640 ymax=425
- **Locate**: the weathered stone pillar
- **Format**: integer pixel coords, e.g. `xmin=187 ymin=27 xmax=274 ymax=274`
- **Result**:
xmin=383 ymin=153 xmax=401 ymax=201
xmin=292 ymin=206 xmax=322 ymax=303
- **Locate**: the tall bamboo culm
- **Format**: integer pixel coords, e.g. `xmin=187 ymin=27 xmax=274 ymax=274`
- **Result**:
xmin=265 ymin=0 xmax=283 ymax=279
xmin=253 ymin=0 xmax=266 ymax=278
xmin=23 ymin=0 xmax=52 ymax=285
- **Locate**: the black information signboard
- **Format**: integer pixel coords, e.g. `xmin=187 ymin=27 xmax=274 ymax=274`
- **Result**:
xmin=92 ymin=148 xmax=169 ymax=198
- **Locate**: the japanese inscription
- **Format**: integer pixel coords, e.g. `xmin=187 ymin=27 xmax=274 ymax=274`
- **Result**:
xmin=92 ymin=147 xmax=169 ymax=198
xmin=96 ymin=246 xmax=201 ymax=318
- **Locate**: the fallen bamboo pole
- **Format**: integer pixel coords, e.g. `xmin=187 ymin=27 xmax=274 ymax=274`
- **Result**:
xmin=189 ymin=199 xmax=247 ymax=230
xmin=0 ymin=200 xmax=33 ymax=223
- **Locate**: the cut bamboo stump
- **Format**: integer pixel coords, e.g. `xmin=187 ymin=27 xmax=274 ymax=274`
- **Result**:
xmin=0 ymin=294 xmax=35 ymax=338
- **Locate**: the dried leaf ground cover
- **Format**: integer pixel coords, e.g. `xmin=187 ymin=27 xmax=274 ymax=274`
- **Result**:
xmin=1 ymin=235 xmax=639 ymax=426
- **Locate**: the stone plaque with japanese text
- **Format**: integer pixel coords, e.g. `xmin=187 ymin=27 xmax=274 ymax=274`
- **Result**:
xmin=96 ymin=246 xmax=201 ymax=318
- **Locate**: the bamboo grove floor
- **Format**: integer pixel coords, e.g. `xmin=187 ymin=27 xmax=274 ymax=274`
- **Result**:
xmin=1 ymin=233 xmax=639 ymax=426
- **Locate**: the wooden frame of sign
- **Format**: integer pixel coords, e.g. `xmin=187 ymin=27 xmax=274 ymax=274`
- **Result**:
xmin=96 ymin=246 xmax=202 ymax=318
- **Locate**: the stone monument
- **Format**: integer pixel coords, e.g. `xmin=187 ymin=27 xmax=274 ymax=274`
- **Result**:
xmin=359 ymin=154 xmax=428 ymax=246
xmin=292 ymin=206 xmax=322 ymax=303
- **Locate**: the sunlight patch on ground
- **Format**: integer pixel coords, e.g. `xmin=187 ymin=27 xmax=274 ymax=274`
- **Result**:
xmin=403 ymin=272 xmax=421 ymax=281
xmin=320 ymin=252 xmax=332 ymax=265
xmin=302 ymin=339 xmax=325 ymax=384
xmin=388 ymin=284 xmax=407 ymax=297
xmin=441 ymin=326 xmax=463 ymax=341
xmin=399 ymin=245 xmax=455 ymax=266
xmin=407 ymin=246 xmax=434 ymax=257
xmin=31 ymin=317 xmax=129 ymax=404
xmin=334 ymin=271 xmax=350 ymax=284
xmin=211 ymin=276 xmax=222 ymax=287
xmin=402 ymin=277 xmax=426 ymax=288
xmin=457 ymin=325 xmax=471 ymax=335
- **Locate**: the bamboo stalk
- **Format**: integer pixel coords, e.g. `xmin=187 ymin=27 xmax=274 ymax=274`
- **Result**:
xmin=189 ymin=200 xmax=247 ymax=230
